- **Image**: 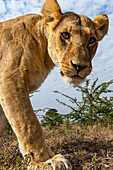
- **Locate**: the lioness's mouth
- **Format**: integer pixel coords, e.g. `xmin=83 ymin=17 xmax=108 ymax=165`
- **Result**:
xmin=60 ymin=71 xmax=83 ymax=79
xmin=60 ymin=70 xmax=85 ymax=86
xmin=71 ymin=75 xmax=83 ymax=79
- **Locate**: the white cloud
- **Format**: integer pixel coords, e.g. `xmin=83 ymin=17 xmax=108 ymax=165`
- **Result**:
xmin=58 ymin=0 xmax=113 ymax=18
xmin=0 ymin=0 xmax=6 ymax=14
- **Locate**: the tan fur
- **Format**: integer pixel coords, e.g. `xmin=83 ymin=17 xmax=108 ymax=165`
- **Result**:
xmin=0 ymin=105 xmax=7 ymax=136
xmin=0 ymin=0 xmax=109 ymax=169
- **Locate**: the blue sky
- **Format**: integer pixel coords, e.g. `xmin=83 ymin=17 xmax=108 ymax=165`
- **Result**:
xmin=0 ymin=0 xmax=113 ymax=115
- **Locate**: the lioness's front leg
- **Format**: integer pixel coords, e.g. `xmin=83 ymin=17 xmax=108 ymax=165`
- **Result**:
xmin=0 ymin=77 xmax=54 ymax=161
xmin=0 ymin=77 xmax=71 ymax=169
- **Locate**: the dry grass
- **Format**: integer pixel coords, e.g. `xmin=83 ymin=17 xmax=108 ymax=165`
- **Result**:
xmin=0 ymin=124 xmax=113 ymax=170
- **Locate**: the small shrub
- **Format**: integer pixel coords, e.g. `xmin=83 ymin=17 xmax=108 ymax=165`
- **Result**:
xmin=54 ymin=79 xmax=113 ymax=126
xmin=41 ymin=109 xmax=64 ymax=129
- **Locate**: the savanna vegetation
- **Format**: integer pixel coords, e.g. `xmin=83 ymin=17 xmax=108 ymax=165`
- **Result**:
xmin=0 ymin=79 xmax=113 ymax=170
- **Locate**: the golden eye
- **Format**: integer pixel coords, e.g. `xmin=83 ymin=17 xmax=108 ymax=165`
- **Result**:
xmin=89 ymin=37 xmax=97 ymax=45
xmin=61 ymin=32 xmax=70 ymax=40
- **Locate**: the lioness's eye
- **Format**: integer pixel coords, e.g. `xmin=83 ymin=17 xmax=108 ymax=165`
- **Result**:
xmin=61 ymin=32 xmax=70 ymax=40
xmin=89 ymin=37 xmax=96 ymax=45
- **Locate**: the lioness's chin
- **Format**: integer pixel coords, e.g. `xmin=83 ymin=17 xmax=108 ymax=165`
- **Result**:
xmin=62 ymin=75 xmax=85 ymax=87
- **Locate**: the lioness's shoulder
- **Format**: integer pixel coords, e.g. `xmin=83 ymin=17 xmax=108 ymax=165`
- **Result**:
xmin=0 ymin=14 xmax=42 ymax=35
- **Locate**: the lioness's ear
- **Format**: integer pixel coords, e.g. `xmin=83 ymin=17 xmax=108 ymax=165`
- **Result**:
xmin=41 ymin=0 xmax=62 ymax=29
xmin=94 ymin=14 xmax=109 ymax=41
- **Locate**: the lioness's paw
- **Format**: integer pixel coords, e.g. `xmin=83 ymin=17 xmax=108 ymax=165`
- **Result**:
xmin=28 ymin=154 xmax=72 ymax=170
xmin=46 ymin=154 xmax=72 ymax=170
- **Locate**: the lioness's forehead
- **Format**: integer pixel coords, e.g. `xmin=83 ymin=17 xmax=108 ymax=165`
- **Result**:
xmin=62 ymin=12 xmax=82 ymax=25
xmin=57 ymin=12 xmax=94 ymax=30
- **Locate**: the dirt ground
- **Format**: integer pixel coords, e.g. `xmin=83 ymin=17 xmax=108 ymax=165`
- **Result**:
xmin=0 ymin=124 xmax=113 ymax=170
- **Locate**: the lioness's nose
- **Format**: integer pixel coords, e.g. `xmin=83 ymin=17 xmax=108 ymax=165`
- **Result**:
xmin=71 ymin=60 xmax=87 ymax=74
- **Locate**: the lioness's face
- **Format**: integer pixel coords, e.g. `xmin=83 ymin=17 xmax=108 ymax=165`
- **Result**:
xmin=47 ymin=13 xmax=98 ymax=86
xmin=42 ymin=0 xmax=109 ymax=86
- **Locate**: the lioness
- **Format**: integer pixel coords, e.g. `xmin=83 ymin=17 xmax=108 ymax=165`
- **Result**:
xmin=0 ymin=0 xmax=109 ymax=169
